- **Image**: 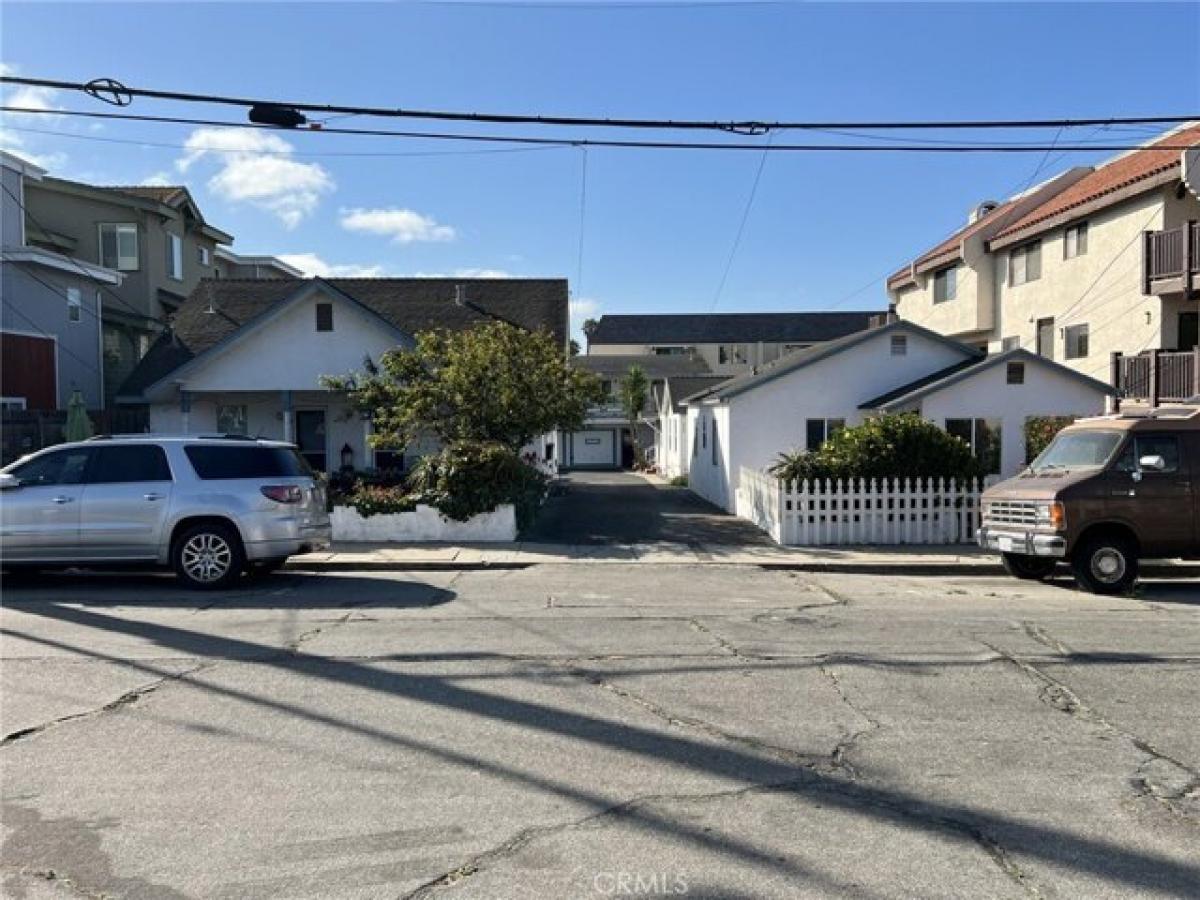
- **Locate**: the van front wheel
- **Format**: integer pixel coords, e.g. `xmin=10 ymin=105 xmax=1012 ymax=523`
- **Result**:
xmin=1071 ymin=534 xmax=1138 ymax=595
xmin=1001 ymin=554 xmax=1057 ymax=581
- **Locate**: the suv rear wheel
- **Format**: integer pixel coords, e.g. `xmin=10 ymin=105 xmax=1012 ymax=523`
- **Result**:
xmin=1001 ymin=554 xmax=1057 ymax=581
xmin=1071 ymin=533 xmax=1138 ymax=595
xmin=173 ymin=522 xmax=245 ymax=590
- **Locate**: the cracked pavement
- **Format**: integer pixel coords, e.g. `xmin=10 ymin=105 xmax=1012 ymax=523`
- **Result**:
xmin=1 ymin=564 xmax=1197 ymax=899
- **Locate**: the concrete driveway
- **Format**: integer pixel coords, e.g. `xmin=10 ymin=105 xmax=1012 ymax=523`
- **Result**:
xmin=523 ymin=471 xmax=773 ymax=546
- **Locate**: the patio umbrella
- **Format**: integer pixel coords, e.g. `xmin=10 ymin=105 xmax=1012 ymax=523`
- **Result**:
xmin=64 ymin=390 xmax=93 ymax=442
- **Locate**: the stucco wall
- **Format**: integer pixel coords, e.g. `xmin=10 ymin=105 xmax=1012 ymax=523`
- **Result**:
xmin=916 ymin=360 xmax=1108 ymax=476
xmin=892 ymin=236 xmax=995 ymax=342
xmin=685 ymin=403 xmax=733 ymax=509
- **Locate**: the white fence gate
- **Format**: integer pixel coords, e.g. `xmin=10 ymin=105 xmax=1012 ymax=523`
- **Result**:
xmin=737 ymin=467 xmax=988 ymax=546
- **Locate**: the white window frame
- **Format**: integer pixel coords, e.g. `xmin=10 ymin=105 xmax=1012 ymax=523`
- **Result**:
xmin=945 ymin=417 xmax=1002 ymax=475
xmin=0 ymin=396 xmax=27 ymax=411
xmin=806 ymin=418 xmax=845 ymax=451
xmin=718 ymin=343 xmax=748 ymax=366
xmin=66 ymin=287 xmax=82 ymax=323
xmin=1064 ymin=222 xmax=1088 ymax=259
xmin=1064 ymin=323 xmax=1090 ymax=360
xmin=198 ymin=246 xmax=211 ymax=267
xmin=1009 ymin=241 xmax=1042 ymax=286
xmin=167 ymin=233 xmax=184 ymax=281
xmin=98 ymin=223 xmax=139 ymax=271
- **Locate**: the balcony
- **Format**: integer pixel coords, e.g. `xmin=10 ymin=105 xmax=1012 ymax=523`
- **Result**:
xmin=1143 ymin=221 xmax=1200 ymax=294
xmin=1111 ymin=349 xmax=1200 ymax=408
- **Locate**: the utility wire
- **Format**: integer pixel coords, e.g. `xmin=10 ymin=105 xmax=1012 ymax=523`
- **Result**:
xmin=2 ymin=106 xmax=1198 ymax=153
xmin=0 ymin=296 xmax=106 ymax=382
xmin=709 ymin=132 xmax=772 ymax=311
xmin=4 ymin=74 xmax=1197 ymax=133
xmin=575 ymin=147 xmax=588 ymax=298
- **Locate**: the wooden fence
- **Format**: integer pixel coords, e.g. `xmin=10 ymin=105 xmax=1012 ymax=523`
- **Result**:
xmin=737 ymin=467 xmax=989 ymax=546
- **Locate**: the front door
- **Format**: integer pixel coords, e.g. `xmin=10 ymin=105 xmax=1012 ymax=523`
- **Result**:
xmin=1036 ymin=318 xmax=1055 ymax=359
xmin=1179 ymin=312 xmax=1198 ymax=351
xmin=295 ymin=410 xmax=327 ymax=472
xmin=1107 ymin=433 xmax=1194 ymax=556
xmin=79 ymin=444 xmax=175 ymax=559
xmin=0 ymin=446 xmax=91 ymax=560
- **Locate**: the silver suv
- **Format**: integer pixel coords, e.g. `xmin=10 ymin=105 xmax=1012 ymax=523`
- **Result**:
xmin=0 ymin=435 xmax=331 ymax=589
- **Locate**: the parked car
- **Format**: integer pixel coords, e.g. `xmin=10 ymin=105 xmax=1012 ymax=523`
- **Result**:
xmin=977 ymin=408 xmax=1199 ymax=593
xmin=0 ymin=435 xmax=331 ymax=589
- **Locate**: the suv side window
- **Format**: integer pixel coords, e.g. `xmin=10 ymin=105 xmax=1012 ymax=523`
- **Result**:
xmin=89 ymin=445 xmax=173 ymax=483
xmin=1111 ymin=441 xmax=1136 ymax=474
xmin=1136 ymin=435 xmax=1180 ymax=473
xmin=10 ymin=448 xmax=92 ymax=486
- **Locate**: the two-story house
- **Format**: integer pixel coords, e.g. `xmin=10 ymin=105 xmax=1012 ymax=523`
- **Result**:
xmin=568 ymin=311 xmax=877 ymax=470
xmin=1 ymin=151 xmax=121 ymax=413
xmin=212 ymin=248 xmax=302 ymax=280
xmin=890 ymin=122 xmax=1200 ymax=403
xmin=22 ymin=176 xmax=233 ymax=406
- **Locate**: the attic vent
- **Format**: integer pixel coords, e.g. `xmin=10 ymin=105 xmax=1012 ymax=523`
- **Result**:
xmin=969 ymin=200 xmax=1000 ymax=224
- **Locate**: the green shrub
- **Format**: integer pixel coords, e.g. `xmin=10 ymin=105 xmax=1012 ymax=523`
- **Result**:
xmin=344 ymin=484 xmax=418 ymax=518
xmin=769 ymin=414 xmax=981 ymax=483
xmin=668 ymin=474 xmax=689 ymax=487
xmin=408 ymin=441 xmax=548 ymax=529
xmin=1024 ymin=415 xmax=1075 ymax=464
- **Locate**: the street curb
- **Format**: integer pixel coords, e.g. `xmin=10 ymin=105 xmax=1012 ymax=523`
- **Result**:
xmin=284 ymin=561 xmax=535 ymax=572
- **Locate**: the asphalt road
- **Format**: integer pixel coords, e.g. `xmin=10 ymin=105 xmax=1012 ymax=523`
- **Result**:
xmin=2 ymin=565 xmax=1198 ymax=899
xmin=522 ymin=472 xmax=774 ymax=545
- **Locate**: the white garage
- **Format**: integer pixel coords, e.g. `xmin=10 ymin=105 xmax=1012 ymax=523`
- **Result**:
xmin=566 ymin=428 xmax=619 ymax=469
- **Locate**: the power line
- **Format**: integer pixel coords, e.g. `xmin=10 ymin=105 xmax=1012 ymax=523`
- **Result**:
xmin=4 ymin=74 xmax=1197 ymax=133
xmin=575 ymin=147 xmax=588 ymax=298
xmin=709 ymin=133 xmax=772 ymax=311
xmin=0 ymin=296 xmax=105 ymax=383
xmin=5 ymin=106 xmax=1194 ymax=154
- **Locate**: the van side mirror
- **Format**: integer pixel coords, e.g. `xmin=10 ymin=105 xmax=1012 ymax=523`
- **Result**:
xmin=0 ymin=473 xmax=20 ymax=490
xmin=1138 ymin=454 xmax=1167 ymax=473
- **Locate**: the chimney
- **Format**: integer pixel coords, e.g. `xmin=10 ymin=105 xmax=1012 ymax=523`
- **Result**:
xmin=969 ymin=200 xmax=1000 ymax=224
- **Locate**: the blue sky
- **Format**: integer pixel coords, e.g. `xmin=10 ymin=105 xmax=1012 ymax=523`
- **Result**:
xmin=2 ymin=1 xmax=1198 ymax=339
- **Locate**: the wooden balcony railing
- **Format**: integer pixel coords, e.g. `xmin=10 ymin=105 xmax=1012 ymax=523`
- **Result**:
xmin=1144 ymin=220 xmax=1200 ymax=290
xmin=1111 ymin=348 xmax=1200 ymax=408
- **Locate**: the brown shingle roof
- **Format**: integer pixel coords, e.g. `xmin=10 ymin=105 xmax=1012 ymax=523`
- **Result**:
xmin=990 ymin=123 xmax=1200 ymax=243
xmin=104 ymin=185 xmax=190 ymax=205
xmin=118 ymin=277 xmax=569 ymax=397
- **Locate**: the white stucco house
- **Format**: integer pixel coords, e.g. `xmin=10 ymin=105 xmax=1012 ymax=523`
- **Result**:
xmin=117 ymin=277 xmax=569 ymax=471
xmin=655 ymin=375 xmax=728 ymax=480
xmin=682 ymin=320 xmax=1113 ymax=512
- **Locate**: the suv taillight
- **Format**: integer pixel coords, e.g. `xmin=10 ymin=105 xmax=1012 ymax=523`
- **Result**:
xmin=261 ymin=485 xmax=303 ymax=504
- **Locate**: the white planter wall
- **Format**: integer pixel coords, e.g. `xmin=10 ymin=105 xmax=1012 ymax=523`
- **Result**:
xmin=331 ymin=504 xmax=517 ymax=542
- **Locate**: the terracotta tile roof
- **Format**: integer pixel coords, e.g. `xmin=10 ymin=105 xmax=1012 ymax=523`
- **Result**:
xmin=887 ymin=199 xmax=1020 ymax=289
xmin=991 ymin=123 xmax=1200 ymax=242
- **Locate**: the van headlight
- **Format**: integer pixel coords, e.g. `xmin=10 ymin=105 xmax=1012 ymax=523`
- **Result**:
xmin=1035 ymin=501 xmax=1065 ymax=530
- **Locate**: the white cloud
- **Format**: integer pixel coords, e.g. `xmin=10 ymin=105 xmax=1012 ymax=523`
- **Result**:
xmin=570 ymin=297 xmax=600 ymax=321
xmin=0 ymin=63 xmax=61 ymax=114
xmin=176 ymin=128 xmax=333 ymax=229
xmin=277 ymin=252 xmax=390 ymax=279
xmin=0 ymin=128 xmax=65 ymax=171
xmin=339 ymin=206 xmax=456 ymax=244
xmin=140 ymin=171 xmax=174 ymax=187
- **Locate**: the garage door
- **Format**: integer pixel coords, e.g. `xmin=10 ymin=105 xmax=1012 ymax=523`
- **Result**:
xmin=570 ymin=429 xmax=617 ymax=469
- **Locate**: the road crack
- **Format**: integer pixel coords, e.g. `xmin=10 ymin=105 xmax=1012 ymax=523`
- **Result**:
xmin=1 ymin=662 xmax=214 ymax=748
xmin=816 ymin=663 xmax=882 ymax=778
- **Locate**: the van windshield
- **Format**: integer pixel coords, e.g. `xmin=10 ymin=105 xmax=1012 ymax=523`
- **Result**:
xmin=1030 ymin=430 xmax=1123 ymax=473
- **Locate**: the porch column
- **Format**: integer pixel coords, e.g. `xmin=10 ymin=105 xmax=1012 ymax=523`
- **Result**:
xmin=281 ymin=390 xmax=294 ymax=443
xmin=179 ymin=390 xmax=191 ymax=435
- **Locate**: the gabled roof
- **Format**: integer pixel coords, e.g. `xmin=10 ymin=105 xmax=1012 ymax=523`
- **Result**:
xmin=118 ymin=277 xmax=569 ymax=399
xmin=687 ymin=320 xmax=982 ymax=404
xmin=886 ymin=199 xmax=1021 ymax=289
xmin=572 ymin=353 xmax=713 ymax=380
xmin=989 ymin=122 xmax=1200 ymax=248
xmin=860 ymin=348 xmax=1114 ymax=411
xmin=587 ymin=311 xmax=877 ymax=345
xmin=668 ymin=376 xmax=731 ymax=408
xmin=105 ymin=185 xmax=192 ymax=205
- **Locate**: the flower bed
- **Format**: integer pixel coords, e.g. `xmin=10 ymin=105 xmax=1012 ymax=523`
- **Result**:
xmin=331 ymin=503 xmax=517 ymax=542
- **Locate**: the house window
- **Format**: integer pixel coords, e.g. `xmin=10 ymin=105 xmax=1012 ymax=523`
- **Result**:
xmin=890 ymin=335 xmax=908 ymax=356
xmin=1064 ymin=222 xmax=1088 ymax=259
xmin=718 ymin=343 xmax=748 ymax=366
xmin=1000 ymin=336 xmax=1020 ymax=351
xmin=1006 ymin=362 xmax=1025 ymax=385
xmin=316 ymin=303 xmax=334 ymax=332
xmin=652 ymin=346 xmax=689 ymax=356
xmin=692 ymin=419 xmax=699 ymax=457
xmin=932 ymin=264 xmax=958 ymax=303
xmin=1065 ymin=323 xmax=1089 ymax=360
xmin=137 ymin=334 xmax=152 ymax=360
xmin=98 ymin=223 xmax=138 ymax=271
xmin=711 ymin=418 xmax=718 ymax=465
xmin=1 ymin=397 xmax=27 ymax=411
xmin=1009 ymin=241 xmax=1042 ymax=286
xmin=66 ymin=287 xmax=82 ymax=323
xmin=198 ymin=246 xmax=211 ymax=266
xmin=216 ymin=404 xmax=249 ymax=436
xmin=806 ymin=418 xmax=844 ymax=451
xmin=945 ymin=418 xmax=1002 ymax=475
xmin=166 ymin=233 xmax=184 ymax=281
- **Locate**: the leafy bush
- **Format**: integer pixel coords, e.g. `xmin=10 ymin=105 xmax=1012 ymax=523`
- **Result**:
xmin=326 ymin=466 xmax=408 ymax=511
xmin=344 ymin=484 xmax=418 ymax=518
xmin=668 ymin=474 xmax=689 ymax=487
xmin=769 ymin=414 xmax=981 ymax=483
xmin=408 ymin=441 xmax=548 ymax=529
xmin=1024 ymin=415 xmax=1075 ymax=464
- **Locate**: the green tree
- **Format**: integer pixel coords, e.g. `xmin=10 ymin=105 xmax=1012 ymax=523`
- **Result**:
xmin=619 ymin=364 xmax=649 ymax=462
xmin=325 ymin=321 xmax=604 ymax=453
xmin=769 ymin=413 xmax=980 ymax=483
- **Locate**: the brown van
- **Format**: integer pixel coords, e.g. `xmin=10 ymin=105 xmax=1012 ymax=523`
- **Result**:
xmin=978 ymin=407 xmax=1199 ymax=593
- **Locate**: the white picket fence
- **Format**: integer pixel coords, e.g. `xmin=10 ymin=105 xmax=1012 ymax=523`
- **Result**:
xmin=737 ymin=467 xmax=990 ymax=546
